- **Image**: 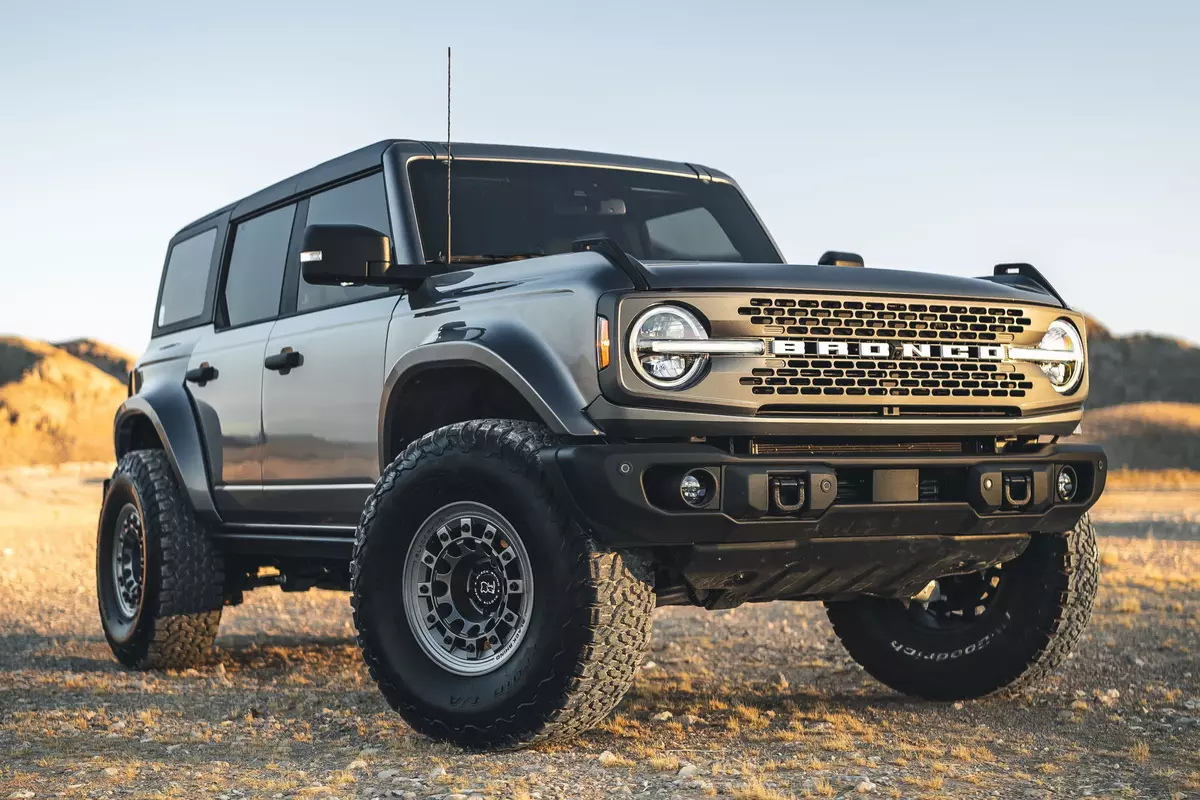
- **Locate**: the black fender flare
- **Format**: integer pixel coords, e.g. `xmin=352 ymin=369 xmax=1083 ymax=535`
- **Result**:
xmin=114 ymin=391 xmax=219 ymax=521
xmin=378 ymin=339 xmax=601 ymax=471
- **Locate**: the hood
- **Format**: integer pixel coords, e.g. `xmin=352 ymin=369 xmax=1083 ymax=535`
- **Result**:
xmin=640 ymin=261 xmax=1063 ymax=307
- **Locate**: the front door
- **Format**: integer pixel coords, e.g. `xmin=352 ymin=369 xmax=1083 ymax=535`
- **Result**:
xmin=259 ymin=172 xmax=399 ymax=526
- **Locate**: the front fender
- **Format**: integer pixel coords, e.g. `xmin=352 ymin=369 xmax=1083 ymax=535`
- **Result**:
xmin=115 ymin=391 xmax=219 ymax=521
xmin=378 ymin=335 xmax=602 ymax=465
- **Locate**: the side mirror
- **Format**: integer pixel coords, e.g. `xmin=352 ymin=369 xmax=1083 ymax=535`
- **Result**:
xmin=818 ymin=250 xmax=865 ymax=268
xmin=300 ymin=225 xmax=393 ymax=285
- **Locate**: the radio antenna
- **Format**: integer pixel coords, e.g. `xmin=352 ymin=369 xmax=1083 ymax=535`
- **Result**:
xmin=445 ymin=46 xmax=452 ymax=266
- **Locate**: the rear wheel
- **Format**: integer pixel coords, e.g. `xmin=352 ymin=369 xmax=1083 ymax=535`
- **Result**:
xmin=352 ymin=420 xmax=654 ymax=749
xmin=825 ymin=514 xmax=1098 ymax=700
xmin=97 ymin=450 xmax=224 ymax=670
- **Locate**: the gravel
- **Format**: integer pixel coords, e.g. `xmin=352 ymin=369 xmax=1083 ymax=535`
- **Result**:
xmin=0 ymin=465 xmax=1197 ymax=799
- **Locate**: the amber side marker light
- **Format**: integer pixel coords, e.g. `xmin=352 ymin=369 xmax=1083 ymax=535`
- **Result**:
xmin=597 ymin=317 xmax=611 ymax=369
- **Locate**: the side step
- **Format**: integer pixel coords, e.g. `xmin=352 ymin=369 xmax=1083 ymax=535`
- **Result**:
xmin=212 ymin=525 xmax=355 ymax=560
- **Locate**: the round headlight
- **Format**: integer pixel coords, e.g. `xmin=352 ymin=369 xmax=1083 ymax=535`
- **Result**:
xmin=1038 ymin=318 xmax=1085 ymax=393
xmin=628 ymin=306 xmax=709 ymax=389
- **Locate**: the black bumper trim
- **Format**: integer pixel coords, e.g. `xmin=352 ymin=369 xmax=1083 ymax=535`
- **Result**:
xmin=542 ymin=442 xmax=1106 ymax=547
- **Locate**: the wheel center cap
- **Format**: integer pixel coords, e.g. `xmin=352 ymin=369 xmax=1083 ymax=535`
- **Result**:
xmin=469 ymin=567 xmax=503 ymax=609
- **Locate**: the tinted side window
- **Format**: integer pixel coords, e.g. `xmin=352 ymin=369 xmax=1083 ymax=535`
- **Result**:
xmin=298 ymin=174 xmax=391 ymax=312
xmin=157 ymin=228 xmax=218 ymax=328
xmin=223 ymin=204 xmax=296 ymax=327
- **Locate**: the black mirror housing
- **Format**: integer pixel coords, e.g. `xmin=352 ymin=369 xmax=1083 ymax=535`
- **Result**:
xmin=301 ymin=224 xmax=392 ymax=285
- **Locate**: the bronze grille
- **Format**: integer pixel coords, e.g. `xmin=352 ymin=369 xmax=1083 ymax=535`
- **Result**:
xmin=738 ymin=297 xmax=1032 ymax=341
xmin=737 ymin=296 xmax=1035 ymax=400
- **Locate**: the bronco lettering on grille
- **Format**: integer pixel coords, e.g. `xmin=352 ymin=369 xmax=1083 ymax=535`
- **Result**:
xmin=770 ymin=340 xmax=1007 ymax=360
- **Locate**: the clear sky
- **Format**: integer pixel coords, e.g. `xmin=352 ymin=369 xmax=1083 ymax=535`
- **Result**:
xmin=1 ymin=1 xmax=1197 ymax=354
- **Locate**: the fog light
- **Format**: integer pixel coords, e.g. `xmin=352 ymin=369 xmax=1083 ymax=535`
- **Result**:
xmin=1057 ymin=465 xmax=1078 ymax=502
xmin=680 ymin=470 xmax=712 ymax=508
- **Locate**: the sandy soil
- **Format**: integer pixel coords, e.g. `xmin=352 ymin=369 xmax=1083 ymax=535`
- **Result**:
xmin=0 ymin=465 xmax=1196 ymax=800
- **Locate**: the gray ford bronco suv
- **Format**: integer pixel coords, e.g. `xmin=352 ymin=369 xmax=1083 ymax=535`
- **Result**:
xmin=99 ymin=140 xmax=1105 ymax=748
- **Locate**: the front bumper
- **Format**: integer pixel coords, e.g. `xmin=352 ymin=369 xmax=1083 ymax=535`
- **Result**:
xmin=541 ymin=441 xmax=1106 ymax=548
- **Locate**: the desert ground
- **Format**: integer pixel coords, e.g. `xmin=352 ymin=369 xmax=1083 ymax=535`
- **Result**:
xmin=1 ymin=465 xmax=1197 ymax=800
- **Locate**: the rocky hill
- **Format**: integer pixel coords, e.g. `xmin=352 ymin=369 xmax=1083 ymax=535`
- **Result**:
xmin=0 ymin=337 xmax=131 ymax=466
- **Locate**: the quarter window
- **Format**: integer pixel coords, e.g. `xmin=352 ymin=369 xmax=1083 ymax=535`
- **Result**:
xmin=298 ymin=173 xmax=392 ymax=312
xmin=157 ymin=228 xmax=217 ymax=328
xmin=222 ymin=204 xmax=296 ymax=327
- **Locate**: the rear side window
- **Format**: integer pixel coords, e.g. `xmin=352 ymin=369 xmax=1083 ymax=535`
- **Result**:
xmin=297 ymin=173 xmax=391 ymax=312
xmin=157 ymin=228 xmax=218 ymax=328
xmin=222 ymin=204 xmax=297 ymax=327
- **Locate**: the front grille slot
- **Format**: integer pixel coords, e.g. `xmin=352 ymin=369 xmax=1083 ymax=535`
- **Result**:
xmin=757 ymin=405 xmax=1019 ymax=418
xmin=751 ymin=439 xmax=965 ymax=456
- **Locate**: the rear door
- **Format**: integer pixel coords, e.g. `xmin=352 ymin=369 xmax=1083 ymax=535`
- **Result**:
xmin=260 ymin=173 xmax=400 ymax=525
xmin=187 ymin=201 xmax=298 ymax=520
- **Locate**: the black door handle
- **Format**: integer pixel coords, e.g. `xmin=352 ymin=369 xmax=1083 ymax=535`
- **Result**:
xmin=185 ymin=362 xmax=217 ymax=386
xmin=264 ymin=347 xmax=303 ymax=375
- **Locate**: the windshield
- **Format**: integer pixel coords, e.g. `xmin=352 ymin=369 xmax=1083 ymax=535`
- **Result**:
xmin=408 ymin=159 xmax=781 ymax=265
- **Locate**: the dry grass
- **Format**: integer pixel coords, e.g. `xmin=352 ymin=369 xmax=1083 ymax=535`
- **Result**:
xmin=1131 ymin=741 xmax=1151 ymax=763
xmin=732 ymin=778 xmax=794 ymax=800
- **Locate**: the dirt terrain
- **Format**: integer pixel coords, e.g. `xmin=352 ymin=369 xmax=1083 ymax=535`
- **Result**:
xmin=0 ymin=465 xmax=1196 ymax=800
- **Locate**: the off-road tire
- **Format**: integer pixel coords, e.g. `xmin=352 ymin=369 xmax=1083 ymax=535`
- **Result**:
xmin=97 ymin=449 xmax=224 ymax=669
xmin=351 ymin=419 xmax=654 ymax=749
xmin=825 ymin=514 xmax=1098 ymax=700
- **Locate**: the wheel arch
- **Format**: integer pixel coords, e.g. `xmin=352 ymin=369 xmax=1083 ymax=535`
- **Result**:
xmin=114 ymin=392 xmax=219 ymax=521
xmin=378 ymin=341 xmax=600 ymax=470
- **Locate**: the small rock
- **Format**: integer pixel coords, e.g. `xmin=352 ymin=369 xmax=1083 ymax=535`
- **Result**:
xmin=377 ymin=769 xmax=399 ymax=780
xmin=443 ymin=795 xmax=469 ymax=800
xmin=347 ymin=759 xmax=368 ymax=770
xmin=1134 ymin=657 xmax=1146 ymax=667
xmin=1 ymin=548 xmax=13 ymax=557
xmin=598 ymin=751 xmax=622 ymax=767
xmin=857 ymin=778 xmax=877 ymax=793
xmin=427 ymin=766 xmax=447 ymax=780
xmin=641 ymin=660 xmax=657 ymax=670
xmin=677 ymin=763 xmax=699 ymax=779
xmin=651 ymin=711 xmax=673 ymax=722
xmin=165 ymin=744 xmax=182 ymax=754
xmin=686 ymin=779 xmax=714 ymax=792
xmin=9 ymin=792 xmax=35 ymax=799
xmin=109 ymin=720 xmax=126 ymax=731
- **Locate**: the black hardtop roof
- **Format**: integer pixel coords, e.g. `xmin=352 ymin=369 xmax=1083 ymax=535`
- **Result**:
xmin=172 ymin=140 xmax=723 ymax=241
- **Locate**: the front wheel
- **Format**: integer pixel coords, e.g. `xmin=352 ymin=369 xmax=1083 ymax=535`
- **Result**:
xmin=825 ymin=514 xmax=1098 ymax=700
xmin=351 ymin=420 xmax=654 ymax=749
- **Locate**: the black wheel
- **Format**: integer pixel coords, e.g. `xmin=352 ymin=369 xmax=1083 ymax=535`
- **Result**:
xmin=97 ymin=449 xmax=224 ymax=669
xmin=352 ymin=419 xmax=654 ymax=749
xmin=825 ymin=514 xmax=1098 ymax=700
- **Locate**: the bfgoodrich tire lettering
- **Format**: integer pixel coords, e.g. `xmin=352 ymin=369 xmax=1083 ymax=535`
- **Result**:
xmin=825 ymin=514 xmax=1098 ymax=700
xmin=351 ymin=419 xmax=654 ymax=749
xmin=97 ymin=450 xmax=224 ymax=669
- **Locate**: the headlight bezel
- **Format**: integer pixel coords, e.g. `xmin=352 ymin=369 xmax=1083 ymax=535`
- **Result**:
xmin=1037 ymin=317 xmax=1085 ymax=394
xmin=627 ymin=305 xmax=710 ymax=390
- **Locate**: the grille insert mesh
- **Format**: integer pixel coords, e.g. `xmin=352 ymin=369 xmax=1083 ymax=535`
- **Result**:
xmin=737 ymin=296 xmax=1035 ymax=399
xmin=738 ymin=297 xmax=1031 ymax=341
